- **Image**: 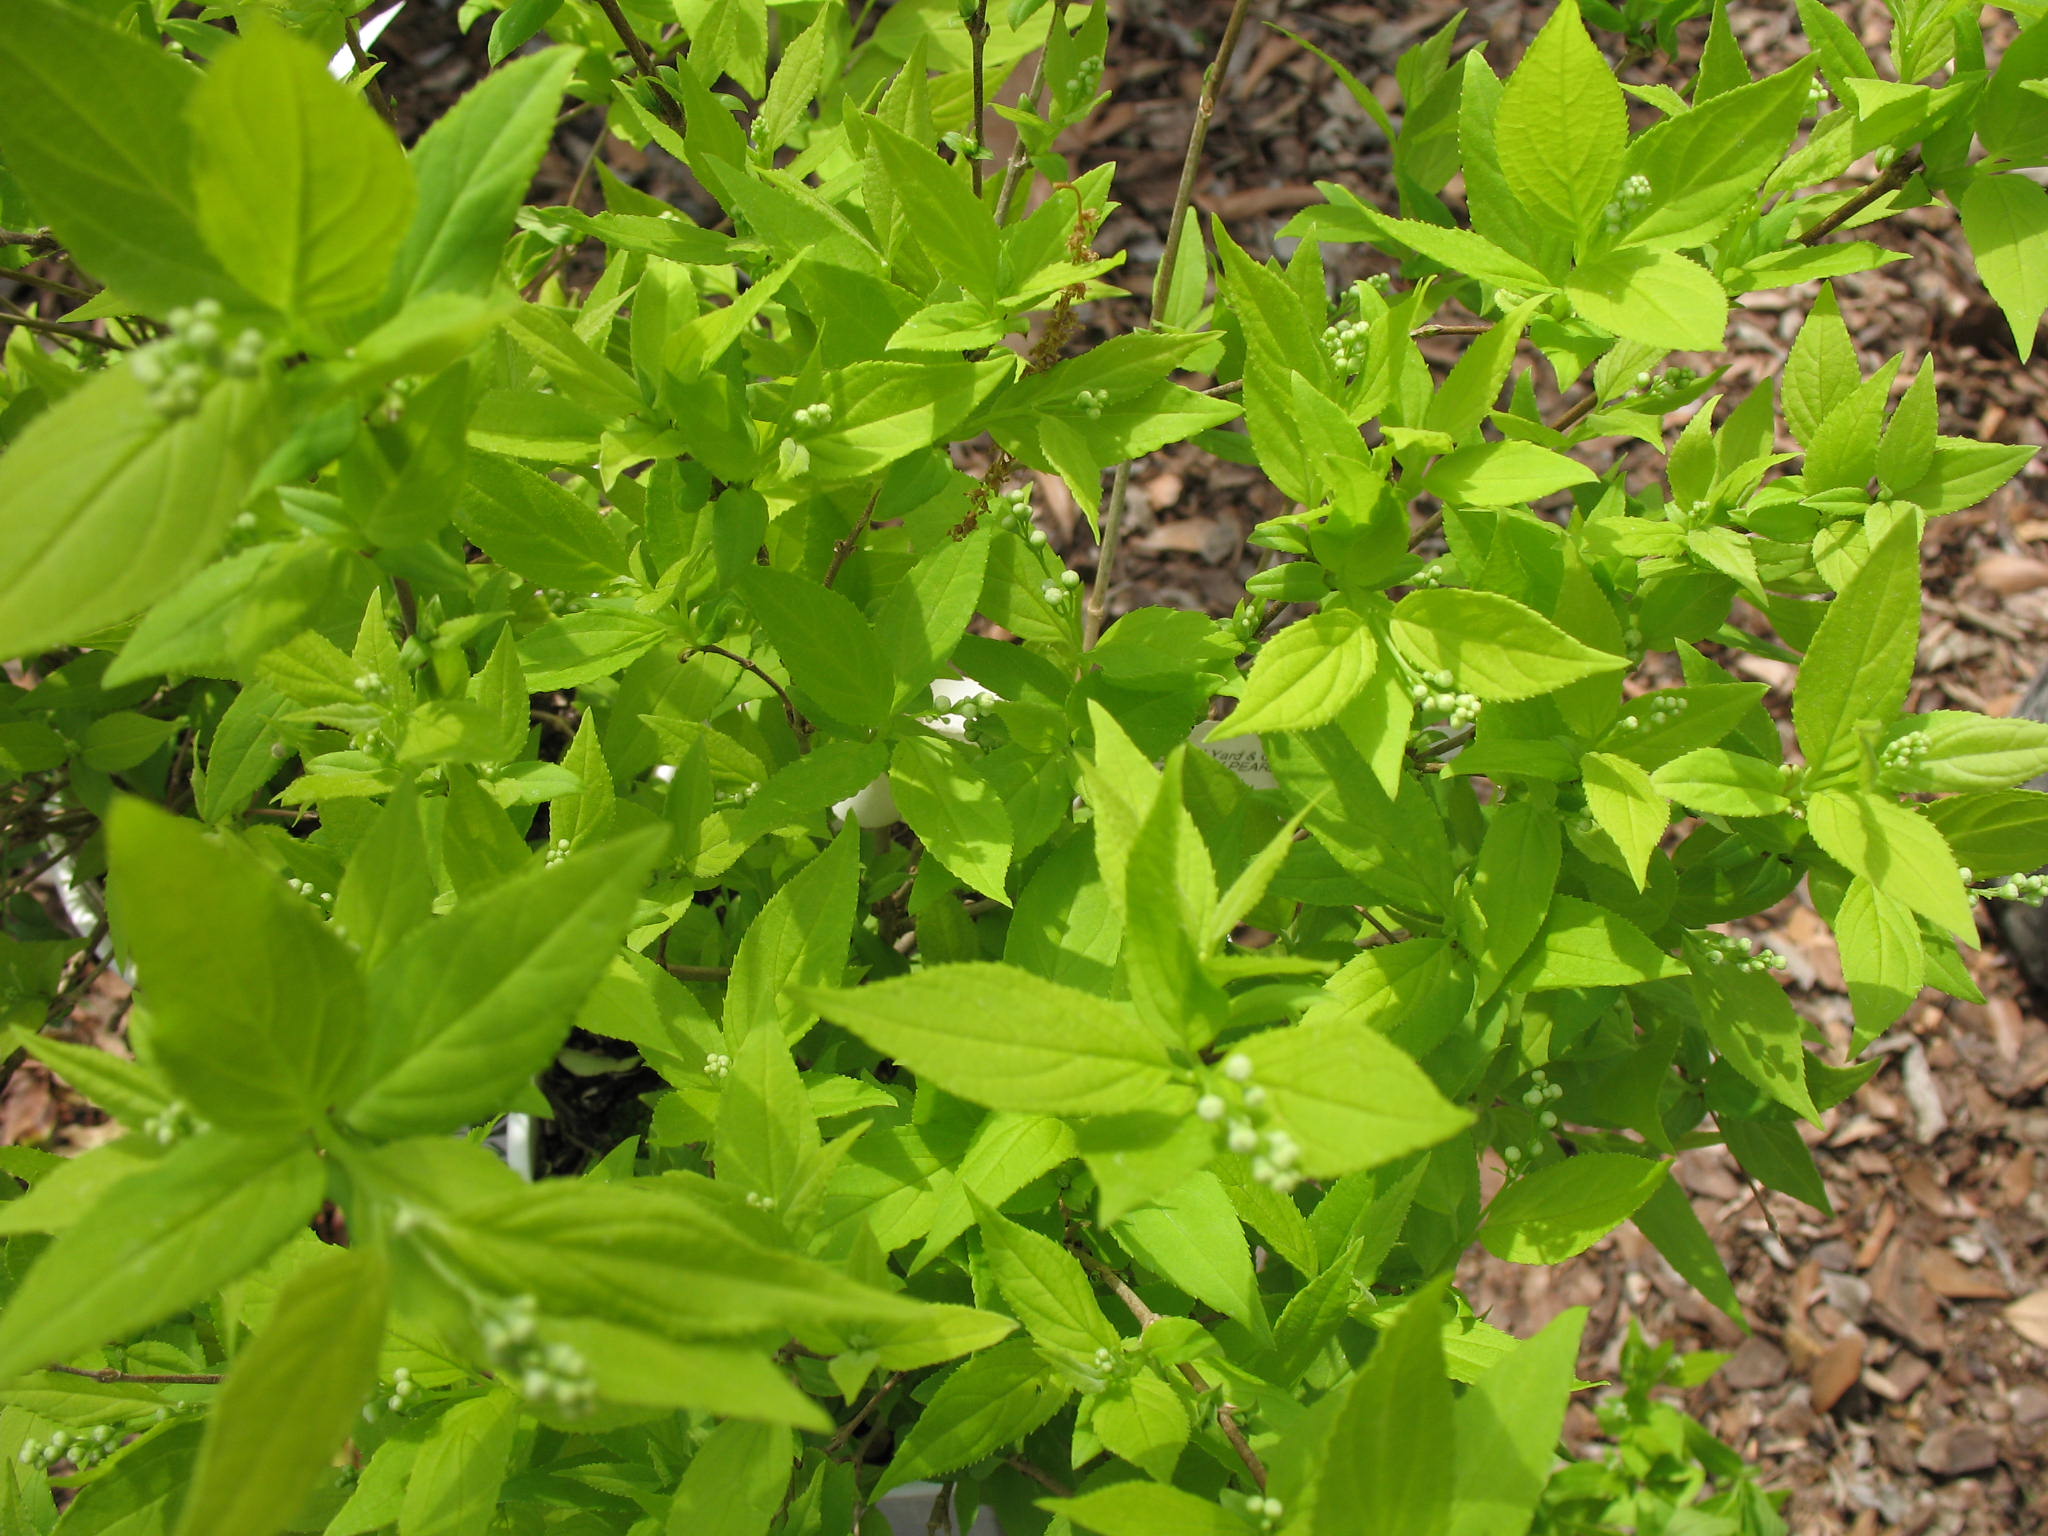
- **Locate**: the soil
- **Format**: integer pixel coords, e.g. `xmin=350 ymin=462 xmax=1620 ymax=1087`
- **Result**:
xmin=4 ymin=2 xmax=2045 ymax=1531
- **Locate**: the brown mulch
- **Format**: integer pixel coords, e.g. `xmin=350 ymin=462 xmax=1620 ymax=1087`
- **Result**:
xmin=5 ymin=2 xmax=2046 ymax=1531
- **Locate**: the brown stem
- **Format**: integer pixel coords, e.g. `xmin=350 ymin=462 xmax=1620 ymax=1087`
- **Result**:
xmin=343 ymin=18 xmax=398 ymax=130
xmin=594 ymin=0 xmax=685 ymax=134
xmin=824 ymin=486 xmax=883 ymax=589
xmin=1549 ymin=391 xmax=1599 ymax=434
xmin=1 ymin=268 xmax=97 ymax=302
xmin=1409 ymin=508 xmax=1444 ymax=548
xmin=1083 ymin=0 xmax=1258 ymax=651
xmin=46 ymin=1364 xmax=222 ymax=1386
xmin=825 ymin=1371 xmax=905 ymax=1455
xmin=994 ymin=0 xmax=1066 ymax=225
xmin=1004 ymin=1455 xmax=1074 ymax=1497
xmin=1799 ymin=151 xmax=1921 ymax=246
xmin=966 ymin=0 xmax=991 ymax=196
xmin=0 ymin=230 xmax=62 ymax=257
xmin=1073 ymin=1247 xmax=1269 ymax=1490
xmin=688 ymin=645 xmax=808 ymax=750
xmin=1412 ymin=322 xmax=1493 ymax=337
xmin=0 ymin=300 xmax=122 ymax=351
xmin=663 ymin=962 xmax=732 ymax=982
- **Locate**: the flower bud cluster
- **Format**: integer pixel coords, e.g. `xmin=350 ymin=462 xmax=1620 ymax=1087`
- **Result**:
xmin=1041 ymin=568 xmax=1081 ymax=606
xmin=791 ymin=402 xmax=834 ymax=432
xmin=362 ymin=1366 xmax=420 ymax=1421
xmin=1072 ymin=388 xmax=1109 ymax=420
xmin=703 ymin=1052 xmax=732 ymax=1079
xmin=1973 ymin=871 xmax=2048 ymax=905
xmin=992 ymin=484 xmax=1033 ymax=527
xmin=1631 ymin=365 xmax=1697 ymax=395
xmin=1409 ymin=672 xmax=1481 ymax=728
xmin=1060 ymin=55 xmax=1103 ymax=99
xmin=1880 ymin=730 xmax=1932 ymax=772
xmin=1500 ymin=1070 xmax=1562 ymax=1167
xmin=285 ymin=877 xmax=335 ymax=905
xmin=142 ymin=1098 xmax=206 ymax=1147
xmin=1695 ymin=930 xmax=1786 ymax=974
xmin=1601 ymin=174 xmax=1653 ymax=234
xmin=1068 ymin=1343 xmax=1127 ymax=1393
xmin=544 ymin=836 xmax=573 ymax=868
xmin=1366 ymin=272 xmax=1395 ymax=294
xmin=1322 ymin=318 xmax=1369 ymax=373
xmin=744 ymin=1190 xmax=778 ymax=1211
xmin=1200 ymin=1052 xmax=1302 ymax=1193
xmin=1412 ymin=561 xmax=1448 ymax=590
xmin=1244 ymin=1494 xmax=1285 ymax=1528
xmin=18 ymin=1423 xmax=118 ymax=1471
xmin=479 ymin=1295 xmax=595 ymax=1418
xmin=1612 ymin=692 xmax=1689 ymax=735
xmin=127 ymin=300 xmax=263 ymax=419
xmin=1805 ymin=79 xmax=1829 ymax=113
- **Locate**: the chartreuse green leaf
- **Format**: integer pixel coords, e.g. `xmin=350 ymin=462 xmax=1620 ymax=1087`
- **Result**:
xmin=109 ymin=798 xmax=364 ymax=1132
xmin=389 ymin=46 xmax=578 ymax=301
xmin=1794 ymin=517 xmax=1921 ymax=783
xmin=1631 ymin=1176 xmax=1743 ymax=1324
xmin=1622 ymin=63 xmax=1815 ymax=249
xmin=173 ymin=1250 xmax=389 ymax=1536
xmin=723 ymin=821 xmax=860 ymax=1042
xmin=1392 ymin=590 xmax=1627 ymax=702
xmin=1448 ymin=1307 xmax=1587 ymax=1536
xmin=665 ymin=1421 xmax=791 ymax=1536
xmin=1509 ymin=896 xmax=1685 ymax=990
xmin=1238 ymin=1019 xmax=1472 ymax=1177
xmin=0 ymin=1133 xmax=324 ymax=1381
xmin=891 ymin=735 xmax=1015 ymax=901
xmin=801 ymin=963 xmax=1189 ymax=1117
xmin=1114 ymin=1172 xmax=1264 ymax=1335
xmin=1420 ymin=440 xmax=1595 ymax=504
xmin=1094 ymin=1370 xmax=1192 ymax=1481
xmin=345 ymin=826 xmax=666 ymax=1136
xmin=333 ymin=787 xmax=436 ymax=970
xmin=864 ymin=116 xmax=1001 ymax=302
xmin=1878 ymin=712 xmax=2048 ymax=792
xmin=1047 ymin=1481 xmax=1258 ymax=1536
xmin=1833 ymin=877 xmax=1926 ymax=1048
xmin=1960 ymin=171 xmax=2048 ymax=362
xmin=1651 ymin=747 xmax=1792 ymax=816
xmin=1208 ymin=607 xmax=1376 ymax=741
xmin=739 ymin=567 xmax=893 ymax=732
xmin=1480 ymin=1153 xmax=1669 ymax=1263
xmin=1781 ymin=283 xmax=1861 ymax=448
xmin=1580 ymin=752 xmax=1666 ymax=889
xmin=401 ymin=1391 xmax=520 ymax=1536
xmin=1493 ymin=0 xmax=1626 ymax=245
xmin=716 ymin=1025 xmax=818 ymax=1214
xmin=1309 ymin=1280 xmax=1454 ymax=1536
xmin=456 ymin=452 xmax=632 ymax=593
xmin=1805 ymin=790 xmax=1974 ymax=941
xmin=1685 ymin=934 xmax=1820 ymax=1120
xmin=973 ymin=1197 xmax=1119 ymax=1357
xmin=879 ymin=1338 xmax=1071 ymax=1495
xmin=0 ymin=366 xmax=278 ymax=662
xmin=189 ymin=21 xmax=413 ymax=330
xmin=543 ymin=1320 xmax=828 ymax=1426
xmin=0 ymin=0 xmax=239 ymax=316
xmin=1567 ymin=248 xmax=1728 ymax=351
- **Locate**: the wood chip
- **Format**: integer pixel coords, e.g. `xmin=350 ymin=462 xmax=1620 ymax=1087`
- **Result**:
xmin=1901 ymin=1041 xmax=1949 ymax=1143
xmin=1919 ymin=1248 xmax=2011 ymax=1300
xmin=1973 ymin=552 xmax=2048 ymax=595
xmin=1809 ymin=1332 xmax=1865 ymax=1413
xmin=1721 ymin=1335 xmax=1790 ymax=1391
xmin=2004 ymin=1289 xmax=2048 ymax=1349
xmin=1915 ymin=1422 xmax=2002 ymax=1477
xmin=1855 ymin=1200 xmax=1896 ymax=1270
xmin=1864 ymin=1351 xmax=1933 ymax=1402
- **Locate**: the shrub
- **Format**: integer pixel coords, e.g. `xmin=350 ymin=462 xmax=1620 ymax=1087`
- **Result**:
xmin=0 ymin=0 xmax=2043 ymax=1532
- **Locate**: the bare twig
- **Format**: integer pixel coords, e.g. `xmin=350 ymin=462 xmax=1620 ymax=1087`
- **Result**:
xmin=663 ymin=962 xmax=732 ymax=982
xmin=1548 ymin=391 xmax=1599 ymax=434
xmin=0 ymin=230 xmax=62 ymax=258
xmin=1 ymin=268 xmax=97 ymax=303
xmin=1083 ymin=0 xmax=1258 ymax=649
